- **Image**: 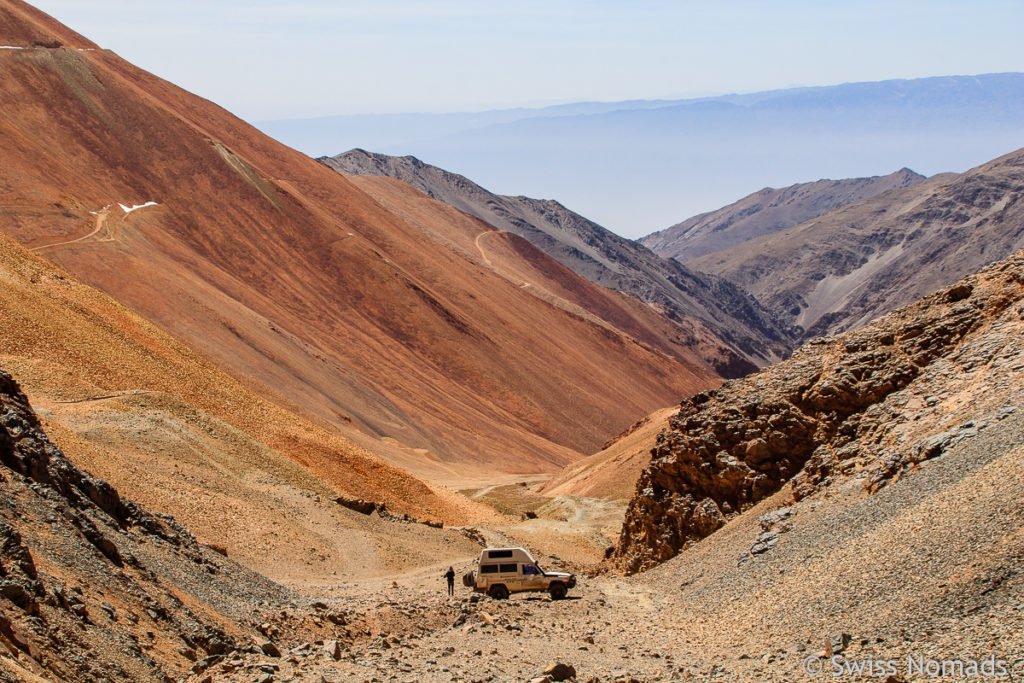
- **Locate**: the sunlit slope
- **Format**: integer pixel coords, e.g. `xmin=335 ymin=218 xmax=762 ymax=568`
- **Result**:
xmin=0 ymin=0 xmax=716 ymax=474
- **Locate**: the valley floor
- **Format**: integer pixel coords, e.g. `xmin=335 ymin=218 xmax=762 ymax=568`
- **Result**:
xmin=183 ymin=406 xmax=1024 ymax=682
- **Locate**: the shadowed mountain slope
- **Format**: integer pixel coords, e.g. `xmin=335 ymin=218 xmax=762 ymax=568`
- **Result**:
xmin=323 ymin=149 xmax=797 ymax=371
xmin=611 ymin=248 xmax=1024 ymax=573
xmin=642 ymin=168 xmax=928 ymax=262
xmin=690 ymin=147 xmax=1024 ymax=338
xmin=0 ymin=0 xmax=717 ymax=477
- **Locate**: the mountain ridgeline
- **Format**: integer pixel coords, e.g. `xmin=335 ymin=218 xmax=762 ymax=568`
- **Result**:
xmin=688 ymin=147 xmax=1024 ymax=338
xmin=3 ymin=1 xmax=1024 ymax=680
xmin=323 ymin=149 xmax=797 ymax=372
xmin=641 ymin=168 xmax=929 ymax=262
xmin=269 ymin=73 xmax=1024 ymax=234
xmin=0 ymin=0 xmax=730 ymax=483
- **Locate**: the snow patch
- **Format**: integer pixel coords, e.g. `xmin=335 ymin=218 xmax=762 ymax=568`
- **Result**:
xmin=118 ymin=201 xmax=159 ymax=214
xmin=0 ymin=46 xmax=26 ymax=50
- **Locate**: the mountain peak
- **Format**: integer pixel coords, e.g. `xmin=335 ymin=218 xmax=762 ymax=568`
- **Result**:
xmin=641 ymin=168 xmax=931 ymax=263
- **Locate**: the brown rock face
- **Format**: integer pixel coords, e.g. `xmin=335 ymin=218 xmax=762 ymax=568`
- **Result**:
xmin=611 ymin=250 xmax=1024 ymax=573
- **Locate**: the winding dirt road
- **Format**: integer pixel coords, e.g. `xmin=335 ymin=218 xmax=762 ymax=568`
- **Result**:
xmin=31 ymin=205 xmax=111 ymax=252
xmin=474 ymin=230 xmax=494 ymax=267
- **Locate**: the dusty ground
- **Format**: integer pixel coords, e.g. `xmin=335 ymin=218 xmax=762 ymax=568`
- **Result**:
xmin=176 ymin=404 xmax=1024 ymax=682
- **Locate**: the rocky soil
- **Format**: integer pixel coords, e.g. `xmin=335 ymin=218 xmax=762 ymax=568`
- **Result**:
xmin=0 ymin=369 xmax=301 ymax=681
xmin=612 ymin=248 xmax=1024 ymax=573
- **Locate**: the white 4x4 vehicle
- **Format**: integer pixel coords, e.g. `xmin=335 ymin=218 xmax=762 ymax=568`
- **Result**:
xmin=463 ymin=547 xmax=576 ymax=600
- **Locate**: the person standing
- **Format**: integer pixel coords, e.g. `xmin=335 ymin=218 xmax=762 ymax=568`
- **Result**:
xmin=444 ymin=566 xmax=455 ymax=595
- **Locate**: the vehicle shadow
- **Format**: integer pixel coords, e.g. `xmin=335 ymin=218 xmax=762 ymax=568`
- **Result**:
xmin=520 ymin=596 xmax=583 ymax=602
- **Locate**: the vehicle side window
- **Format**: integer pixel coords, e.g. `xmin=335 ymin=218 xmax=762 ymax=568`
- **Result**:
xmin=487 ymin=550 xmax=514 ymax=559
xmin=480 ymin=564 xmax=499 ymax=574
xmin=499 ymin=563 xmax=517 ymax=573
xmin=522 ymin=564 xmax=538 ymax=575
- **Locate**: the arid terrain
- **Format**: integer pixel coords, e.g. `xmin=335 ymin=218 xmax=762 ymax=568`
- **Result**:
xmin=0 ymin=0 xmax=724 ymax=483
xmin=7 ymin=242 xmax=1024 ymax=681
xmin=641 ymin=168 xmax=927 ymax=262
xmin=325 ymin=150 xmax=796 ymax=372
xmin=2 ymin=1 xmax=1024 ymax=682
xmin=689 ymin=148 xmax=1024 ymax=338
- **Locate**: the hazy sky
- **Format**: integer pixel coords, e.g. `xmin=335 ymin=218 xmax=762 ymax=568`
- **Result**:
xmin=30 ymin=1 xmax=1024 ymax=121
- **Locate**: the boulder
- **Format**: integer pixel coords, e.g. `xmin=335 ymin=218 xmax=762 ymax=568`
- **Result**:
xmin=543 ymin=661 xmax=577 ymax=681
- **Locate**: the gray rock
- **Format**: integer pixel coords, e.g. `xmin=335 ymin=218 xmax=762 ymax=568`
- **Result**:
xmin=750 ymin=531 xmax=779 ymax=555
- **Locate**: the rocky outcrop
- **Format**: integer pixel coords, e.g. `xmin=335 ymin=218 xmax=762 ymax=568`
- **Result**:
xmin=0 ymin=368 xmax=293 ymax=680
xmin=611 ymin=250 xmax=1024 ymax=573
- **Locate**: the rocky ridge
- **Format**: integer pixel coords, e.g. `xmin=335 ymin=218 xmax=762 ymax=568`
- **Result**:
xmin=641 ymin=168 xmax=927 ymax=262
xmin=611 ymin=248 xmax=1024 ymax=573
xmin=324 ymin=149 xmax=797 ymax=371
xmin=0 ymin=369 xmax=301 ymax=681
xmin=690 ymin=146 xmax=1024 ymax=338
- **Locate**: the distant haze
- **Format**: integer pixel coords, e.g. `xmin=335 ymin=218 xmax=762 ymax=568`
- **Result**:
xmin=263 ymin=74 xmax=1024 ymax=237
xmin=25 ymin=1 xmax=1024 ymax=119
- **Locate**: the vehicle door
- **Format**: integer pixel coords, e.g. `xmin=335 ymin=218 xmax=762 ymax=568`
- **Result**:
xmin=520 ymin=562 xmax=546 ymax=590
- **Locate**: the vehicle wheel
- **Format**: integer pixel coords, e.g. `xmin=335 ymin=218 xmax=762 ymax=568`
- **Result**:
xmin=549 ymin=583 xmax=567 ymax=600
xmin=488 ymin=584 xmax=509 ymax=600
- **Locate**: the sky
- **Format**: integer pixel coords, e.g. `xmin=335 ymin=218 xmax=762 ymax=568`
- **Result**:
xmin=28 ymin=0 xmax=1024 ymax=122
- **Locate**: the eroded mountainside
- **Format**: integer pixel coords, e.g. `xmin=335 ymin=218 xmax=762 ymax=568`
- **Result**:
xmin=0 ymin=369 xmax=292 ymax=681
xmin=0 ymin=225 xmax=493 ymax=583
xmin=642 ymin=168 xmax=927 ymax=262
xmin=0 ymin=0 xmax=716 ymax=477
xmin=612 ymin=249 xmax=1024 ymax=573
xmin=538 ymin=407 xmax=676 ymax=502
xmin=692 ymin=147 xmax=1024 ymax=338
xmin=324 ymin=149 xmax=797 ymax=371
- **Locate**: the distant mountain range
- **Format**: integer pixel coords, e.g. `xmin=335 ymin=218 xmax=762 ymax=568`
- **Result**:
xmin=690 ymin=146 xmax=1024 ymax=338
xmin=324 ymin=149 xmax=797 ymax=371
xmin=261 ymin=73 xmax=1024 ymax=237
xmin=641 ymin=168 xmax=928 ymax=262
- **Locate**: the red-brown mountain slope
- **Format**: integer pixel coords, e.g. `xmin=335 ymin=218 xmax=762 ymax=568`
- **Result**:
xmin=0 ymin=227 xmax=496 ymax=580
xmin=0 ymin=0 xmax=717 ymax=477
